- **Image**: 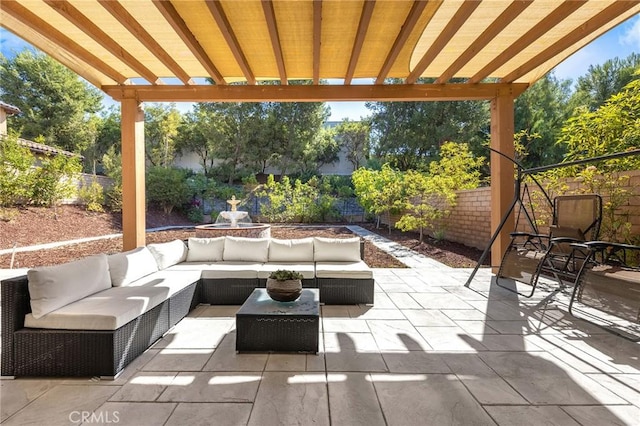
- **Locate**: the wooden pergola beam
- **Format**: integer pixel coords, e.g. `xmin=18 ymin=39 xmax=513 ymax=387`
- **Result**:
xmin=98 ymin=0 xmax=193 ymax=85
xmin=205 ymin=0 xmax=256 ymax=85
xmin=44 ymin=0 xmax=161 ymax=85
xmin=152 ymin=0 xmax=226 ymax=85
xmin=345 ymin=0 xmax=376 ymax=85
xmin=1 ymin=1 xmax=127 ymax=85
xmin=376 ymin=0 xmax=430 ymax=84
xmin=434 ymin=0 xmax=532 ymax=84
xmin=104 ymin=82 xmax=529 ymax=103
xmin=261 ymin=0 xmax=287 ymax=85
xmin=313 ymin=0 xmax=322 ymax=85
xmin=406 ymin=0 xmax=480 ymax=84
xmin=469 ymin=0 xmax=585 ymax=84
xmin=502 ymin=0 xmax=638 ymax=82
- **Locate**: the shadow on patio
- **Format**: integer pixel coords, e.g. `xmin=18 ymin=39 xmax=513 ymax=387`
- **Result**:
xmin=1 ymin=269 xmax=639 ymax=425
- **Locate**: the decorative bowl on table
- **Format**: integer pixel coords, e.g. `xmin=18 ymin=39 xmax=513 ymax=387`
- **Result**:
xmin=266 ymin=270 xmax=304 ymax=302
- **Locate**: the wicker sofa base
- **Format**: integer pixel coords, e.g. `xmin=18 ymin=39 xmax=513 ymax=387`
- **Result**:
xmin=14 ymin=301 xmax=169 ymax=378
xmin=2 ymin=277 xmax=200 ymax=378
xmin=317 ymin=278 xmax=375 ymax=304
xmin=201 ymin=278 xmax=265 ymax=305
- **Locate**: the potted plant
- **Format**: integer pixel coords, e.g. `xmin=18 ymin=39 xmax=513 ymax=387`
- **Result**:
xmin=266 ymin=270 xmax=304 ymax=302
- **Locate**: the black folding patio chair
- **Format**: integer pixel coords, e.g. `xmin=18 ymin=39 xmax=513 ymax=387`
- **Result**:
xmin=496 ymin=194 xmax=602 ymax=297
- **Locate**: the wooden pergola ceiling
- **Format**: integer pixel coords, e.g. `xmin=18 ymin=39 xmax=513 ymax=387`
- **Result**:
xmin=2 ymin=0 xmax=639 ymax=103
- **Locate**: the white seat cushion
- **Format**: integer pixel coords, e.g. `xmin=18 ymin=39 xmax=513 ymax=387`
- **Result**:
xmin=223 ymin=237 xmax=269 ymax=262
xmin=315 ymin=261 xmax=373 ymax=279
xmin=165 ymin=262 xmax=213 ymax=272
xmin=314 ymin=237 xmax=361 ymax=262
xmin=24 ymin=285 xmax=169 ymax=330
xmin=258 ymin=262 xmax=315 ymax=279
xmin=201 ymin=261 xmax=261 ymax=279
xmin=27 ymin=254 xmax=111 ymax=319
xmin=268 ymin=238 xmax=314 ymax=262
xmin=108 ymin=247 xmax=159 ymax=287
xmin=124 ymin=270 xmax=201 ymax=298
xmin=147 ymin=240 xmax=188 ymax=270
xmin=186 ymin=237 xmax=225 ymax=262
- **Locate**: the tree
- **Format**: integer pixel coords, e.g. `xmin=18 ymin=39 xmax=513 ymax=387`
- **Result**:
xmin=396 ymin=142 xmax=484 ymax=242
xmin=352 ymin=164 xmax=405 ymax=233
xmin=335 ymin=119 xmax=370 ymax=171
xmin=559 ymin=78 xmax=640 ymax=171
xmin=0 ymin=50 xmax=103 ymax=154
xmin=514 ymin=73 xmax=572 ymax=167
xmin=176 ymin=104 xmax=224 ymax=176
xmin=265 ymin=98 xmax=330 ymax=175
xmin=570 ymin=53 xmax=640 ymax=112
xmin=145 ymin=104 xmax=182 ymax=167
xmin=366 ymin=79 xmax=489 ymax=170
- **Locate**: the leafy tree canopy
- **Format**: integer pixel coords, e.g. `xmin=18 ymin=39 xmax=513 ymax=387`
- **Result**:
xmin=0 ymin=51 xmax=103 ymax=154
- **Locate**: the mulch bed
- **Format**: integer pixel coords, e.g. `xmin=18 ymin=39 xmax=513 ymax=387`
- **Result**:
xmin=0 ymin=205 xmax=487 ymax=269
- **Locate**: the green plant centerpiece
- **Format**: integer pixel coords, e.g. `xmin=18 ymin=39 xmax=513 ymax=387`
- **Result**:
xmin=266 ymin=270 xmax=304 ymax=302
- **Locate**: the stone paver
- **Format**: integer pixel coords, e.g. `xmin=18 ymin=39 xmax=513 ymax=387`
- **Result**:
xmin=2 ymin=227 xmax=639 ymax=425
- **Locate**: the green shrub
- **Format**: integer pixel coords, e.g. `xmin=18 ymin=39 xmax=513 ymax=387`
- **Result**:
xmin=30 ymin=153 xmax=82 ymax=208
xmin=0 ymin=133 xmax=35 ymax=206
xmin=78 ymin=177 xmax=105 ymax=212
xmin=187 ymin=206 xmax=204 ymax=223
xmin=146 ymin=166 xmax=190 ymax=214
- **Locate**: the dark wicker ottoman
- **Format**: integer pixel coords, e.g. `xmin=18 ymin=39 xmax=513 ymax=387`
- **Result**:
xmin=235 ymin=288 xmax=319 ymax=353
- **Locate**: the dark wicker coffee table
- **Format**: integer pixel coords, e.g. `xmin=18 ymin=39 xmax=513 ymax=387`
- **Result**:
xmin=235 ymin=288 xmax=319 ymax=353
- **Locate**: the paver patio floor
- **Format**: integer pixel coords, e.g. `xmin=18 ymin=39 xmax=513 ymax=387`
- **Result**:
xmin=1 ymin=266 xmax=639 ymax=425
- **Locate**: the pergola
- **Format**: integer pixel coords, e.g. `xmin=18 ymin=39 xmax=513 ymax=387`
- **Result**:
xmin=2 ymin=0 xmax=639 ymax=267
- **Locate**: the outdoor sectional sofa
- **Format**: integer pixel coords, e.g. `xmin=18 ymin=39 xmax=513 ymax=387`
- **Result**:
xmin=1 ymin=236 xmax=374 ymax=378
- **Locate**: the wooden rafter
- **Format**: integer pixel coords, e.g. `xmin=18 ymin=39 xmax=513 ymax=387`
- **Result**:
xmin=98 ymin=0 xmax=193 ymax=85
xmin=261 ymin=0 xmax=287 ymax=85
xmin=376 ymin=1 xmax=431 ymax=84
xmin=43 ymin=0 xmax=161 ymax=85
xmin=469 ymin=1 xmax=585 ymax=84
xmin=313 ymin=0 xmax=322 ymax=84
xmin=205 ymin=0 xmax=255 ymax=85
xmin=406 ymin=0 xmax=480 ymax=84
xmin=104 ymin=82 xmax=529 ymax=103
xmin=501 ymin=1 xmax=637 ymax=82
xmin=152 ymin=0 xmax=225 ymax=85
xmin=434 ymin=0 xmax=532 ymax=84
xmin=345 ymin=0 xmax=376 ymax=85
xmin=1 ymin=1 xmax=127 ymax=85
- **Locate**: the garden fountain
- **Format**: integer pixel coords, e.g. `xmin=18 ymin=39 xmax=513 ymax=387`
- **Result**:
xmin=195 ymin=195 xmax=271 ymax=238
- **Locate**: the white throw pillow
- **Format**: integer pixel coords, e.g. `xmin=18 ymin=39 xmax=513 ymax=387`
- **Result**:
xmin=108 ymin=247 xmax=159 ymax=287
xmin=313 ymin=237 xmax=361 ymax=262
xmin=268 ymin=238 xmax=314 ymax=262
xmin=147 ymin=239 xmax=188 ymax=270
xmin=186 ymin=237 xmax=225 ymax=262
xmin=28 ymin=254 xmax=111 ymax=319
xmin=223 ymin=236 xmax=269 ymax=262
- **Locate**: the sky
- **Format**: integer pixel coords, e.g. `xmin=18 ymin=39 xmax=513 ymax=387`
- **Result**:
xmin=1 ymin=14 xmax=639 ymax=121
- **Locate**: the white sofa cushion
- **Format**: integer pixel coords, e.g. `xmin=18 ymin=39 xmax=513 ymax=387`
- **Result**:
xmin=315 ymin=261 xmax=373 ymax=279
xmin=108 ymin=247 xmax=158 ymax=287
xmin=201 ymin=261 xmax=262 ymax=279
xmin=165 ymin=262 xmax=214 ymax=272
xmin=314 ymin=237 xmax=361 ymax=262
xmin=27 ymin=254 xmax=112 ymax=319
xmin=223 ymin=237 xmax=269 ymax=262
xmin=123 ymin=270 xmax=201 ymax=298
xmin=268 ymin=238 xmax=314 ymax=262
xmin=24 ymin=285 xmax=169 ymax=330
xmin=147 ymin=239 xmax=188 ymax=270
xmin=186 ymin=237 xmax=225 ymax=262
xmin=258 ymin=262 xmax=315 ymax=280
